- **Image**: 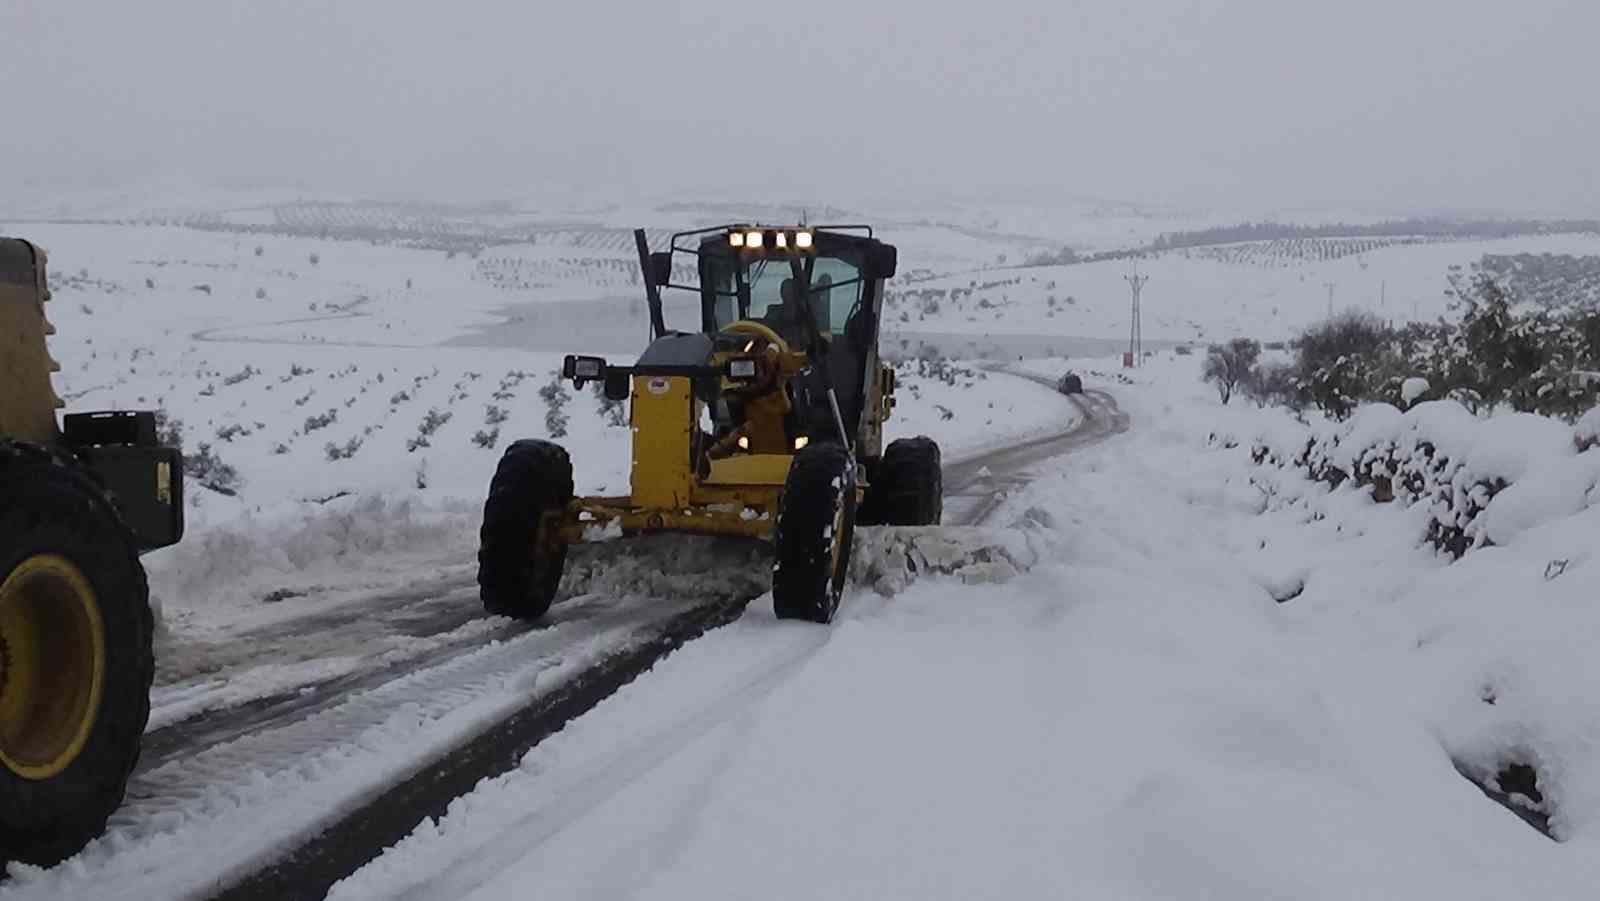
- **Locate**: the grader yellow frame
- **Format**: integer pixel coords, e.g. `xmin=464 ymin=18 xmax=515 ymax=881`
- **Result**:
xmin=557 ymin=225 xmax=898 ymax=542
xmin=477 ymin=224 xmax=941 ymax=624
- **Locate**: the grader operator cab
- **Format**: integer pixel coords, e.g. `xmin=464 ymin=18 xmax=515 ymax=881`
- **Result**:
xmin=1 ymin=237 xmax=183 ymax=866
xmin=478 ymin=224 xmax=942 ymax=623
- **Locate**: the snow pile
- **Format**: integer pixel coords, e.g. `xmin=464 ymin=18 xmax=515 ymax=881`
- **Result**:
xmin=1577 ymin=406 xmax=1600 ymax=451
xmin=849 ymin=511 xmax=1059 ymax=595
xmin=1233 ymin=400 xmax=1594 ymax=557
xmin=145 ymin=492 xmax=477 ymax=610
xmin=1402 ymin=375 xmax=1431 ymax=405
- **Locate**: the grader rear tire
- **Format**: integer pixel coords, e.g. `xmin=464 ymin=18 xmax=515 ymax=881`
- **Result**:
xmin=772 ymin=442 xmax=857 ymax=623
xmin=478 ymin=440 xmax=574 ymax=620
xmin=0 ymin=452 xmax=154 ymax=868
xmin=865 ymin=436 xmax=943 ymax=527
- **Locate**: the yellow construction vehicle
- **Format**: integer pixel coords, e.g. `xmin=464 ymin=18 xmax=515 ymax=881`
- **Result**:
xmin=478 ymin=224 xmax=942 ymax=623
xmin=1 ymin=237 xmax=183 ymax=866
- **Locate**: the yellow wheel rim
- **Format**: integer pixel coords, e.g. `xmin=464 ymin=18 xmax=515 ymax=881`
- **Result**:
xmin=828 ymin=498 xmax=847 ymax=587
xmin=0 ymin=554 xmax=106 ymax=780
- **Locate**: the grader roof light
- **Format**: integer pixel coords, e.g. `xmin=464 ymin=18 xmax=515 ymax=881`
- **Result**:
xmin=726 ymin=228 xmax=816 ymax=252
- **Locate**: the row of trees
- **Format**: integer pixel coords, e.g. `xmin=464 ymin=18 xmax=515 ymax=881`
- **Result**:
xmin=1205 ymin=267 xmax=1600 ymax=422
xmin=1154 ymin=218 xmax=1600 ymax=252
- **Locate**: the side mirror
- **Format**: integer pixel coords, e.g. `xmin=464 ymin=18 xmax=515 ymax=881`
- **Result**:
xmin=867 ymin=244 xmax=898 ymax=280
xmin=649 ymin=251 xmax=673 ymax=288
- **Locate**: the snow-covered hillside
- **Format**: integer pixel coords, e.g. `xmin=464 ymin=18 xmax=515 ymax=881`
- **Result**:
xmin=890 ymin=233 xmax=1600 ymax=344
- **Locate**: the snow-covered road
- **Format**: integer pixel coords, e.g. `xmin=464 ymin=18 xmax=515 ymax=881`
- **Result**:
xmin=0 ymin=385 xmax=1113 ymax=901
xmin=322 ymin=376 xmax=1600 ymax=901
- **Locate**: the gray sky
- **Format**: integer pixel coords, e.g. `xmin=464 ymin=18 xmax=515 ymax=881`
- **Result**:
xmin=4 ymin=0 xmax=1597 ymax=214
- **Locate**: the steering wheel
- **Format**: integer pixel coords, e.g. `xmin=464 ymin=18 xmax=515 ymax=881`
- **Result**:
xmin=720 ymin=319 xmax=790 ymax=355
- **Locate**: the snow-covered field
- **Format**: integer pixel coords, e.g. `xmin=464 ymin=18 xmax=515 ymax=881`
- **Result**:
xmin=324 ymin=353 xmax=1600 ymax=901
xmin=890 ymin=233 xmax=1600 ymax=344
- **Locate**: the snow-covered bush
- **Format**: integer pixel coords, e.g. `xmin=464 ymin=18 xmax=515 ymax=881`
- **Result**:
xmin=592 ymin=383 xmax=626 ymax=427
xmin=187 ymin=443 xmax=241 ymax=496
xmin=1255 ymin=268 xmax=1599 ymax=423
xmin=1289 ymin=311 xmax=1395 ymax=419
xmin=539 ymin=375 xmax=570 ymax=438
xmin=303 ymin=409 xmax=338 ymax=433
xmin=1202 ymin=338 xmax=1260 ymax=405
xmin=1233 ymin=401 xmax=1593 ymax=558
xmin=324 ymin=436 xmax=363 ymax=461
xmin=406 ymin=408 xmax=453 ymax=452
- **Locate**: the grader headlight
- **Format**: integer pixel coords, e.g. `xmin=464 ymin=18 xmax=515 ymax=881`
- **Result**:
xmin=562 ymin=354 xmax=608 ymax=387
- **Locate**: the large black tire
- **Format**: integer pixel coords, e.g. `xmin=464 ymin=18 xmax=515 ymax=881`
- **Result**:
xmin=0 ymin=447 xmax=154 ymax=868
xmin=477 ymin=440 xmax=574 ymax=620
xmin=862 ymin=436 xmax=943 ymax=527
xmin=772 ymin=442 xmax=857 ymax=623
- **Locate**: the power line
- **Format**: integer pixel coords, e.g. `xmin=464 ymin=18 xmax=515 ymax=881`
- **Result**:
xmin=1125 ymin=262 xmax=1149 ymax=367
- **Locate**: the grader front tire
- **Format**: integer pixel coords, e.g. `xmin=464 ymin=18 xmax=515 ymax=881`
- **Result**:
xmin=0 ymin=453 xmax=154 ymax=868
xmin=772 ymin=443 xmax=858 ymax=623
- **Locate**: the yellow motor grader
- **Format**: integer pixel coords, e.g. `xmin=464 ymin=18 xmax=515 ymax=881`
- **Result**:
xmin=1 ymin=237 xmax=183 ymax=866
xmin=478 ymin=224 xmax=942 ymax=623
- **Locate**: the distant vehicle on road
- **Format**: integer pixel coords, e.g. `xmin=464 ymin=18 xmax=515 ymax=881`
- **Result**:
xmin=1057 ymin=372 xmax=1084 ymax=395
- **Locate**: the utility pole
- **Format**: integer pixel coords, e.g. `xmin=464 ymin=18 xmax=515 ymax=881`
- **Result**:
xmin=1125 ymin=262 xmax=1149 ymax=368
xmin=1324 ymin=281 xmax=1336 ymax=318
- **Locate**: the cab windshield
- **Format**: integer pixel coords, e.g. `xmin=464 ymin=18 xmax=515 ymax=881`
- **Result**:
xmin=703 ymin=253 xmax=864 ymax=343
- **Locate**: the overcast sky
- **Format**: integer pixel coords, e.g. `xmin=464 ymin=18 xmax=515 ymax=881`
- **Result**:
xmin=4 ymin=0 xmax=1597 ymax=214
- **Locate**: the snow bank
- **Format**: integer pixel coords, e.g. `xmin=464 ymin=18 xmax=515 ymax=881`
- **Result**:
xmin=1577 ymin=406 xmax=1600 ymax=451
xmin=145 ymin=492 xmax=476 ymax=611
xmin=1231 ymin=400 xmax=1596 ymax=557
xmin=1179 ymin=385 xmax=1600 ymax=844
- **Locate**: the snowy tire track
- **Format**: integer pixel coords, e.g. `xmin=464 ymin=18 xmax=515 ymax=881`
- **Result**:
xmin=0 ymin=597 xmax=705 ymax=901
